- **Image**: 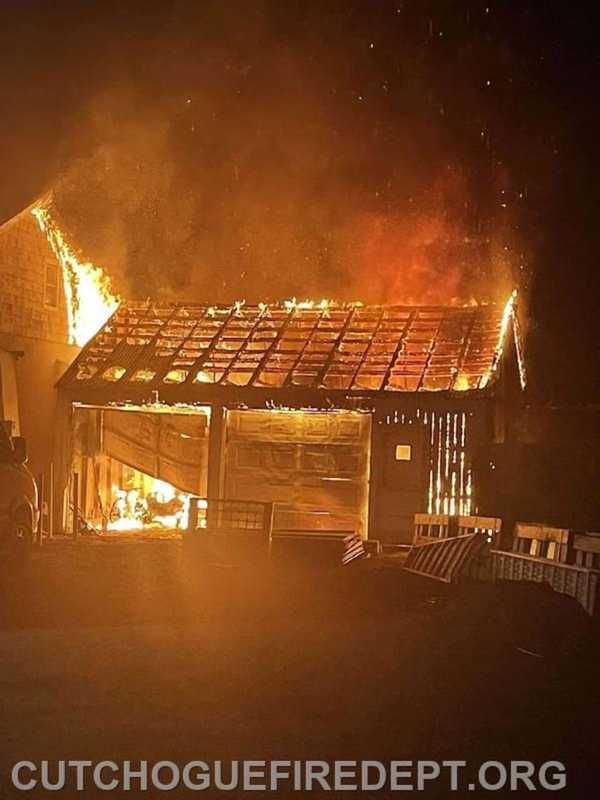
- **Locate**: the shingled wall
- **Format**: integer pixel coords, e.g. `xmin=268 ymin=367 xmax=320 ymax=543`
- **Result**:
xmin=0 ymin=205 xmax=69 ymax=344
xmin=0 ymin=204 xmax=79 ymax=481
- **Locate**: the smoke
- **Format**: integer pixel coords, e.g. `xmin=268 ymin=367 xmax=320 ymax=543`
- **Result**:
xmin=50 ymin=1 xmax=520 ymax=306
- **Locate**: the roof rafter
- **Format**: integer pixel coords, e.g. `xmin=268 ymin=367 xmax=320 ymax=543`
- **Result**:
xmin=59 ymin=300 xmax=516 ymax=396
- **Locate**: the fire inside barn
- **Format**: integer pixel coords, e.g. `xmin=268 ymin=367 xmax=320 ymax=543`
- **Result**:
xmin=54 ymin=298 xmax=525 ymax=543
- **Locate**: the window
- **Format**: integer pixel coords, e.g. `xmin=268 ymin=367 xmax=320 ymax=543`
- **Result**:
xmin=44 ymin=259 xmax=59 ymax=308
xmin=395 ymin=444 xmax=412 ymax=461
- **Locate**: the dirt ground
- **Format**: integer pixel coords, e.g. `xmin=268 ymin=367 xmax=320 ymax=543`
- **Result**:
xmin=0 ymin=540 xmax=598 ymax=798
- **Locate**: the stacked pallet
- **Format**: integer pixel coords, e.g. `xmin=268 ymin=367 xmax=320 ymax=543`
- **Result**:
xmin=405 ymin=515 xmax=600 ymax=616
xmin=490 ymin=523 xmax=599 ymax=615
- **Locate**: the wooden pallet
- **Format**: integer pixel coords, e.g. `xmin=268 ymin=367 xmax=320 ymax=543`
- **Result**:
xmin=413 ymin=514 xmax=501 ymax=546
xmin=404 ymin=533 xmax=486 ymax=583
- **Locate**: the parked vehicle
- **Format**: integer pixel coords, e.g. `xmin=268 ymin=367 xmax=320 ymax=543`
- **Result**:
xmin=0 ymin=423 xmax=38 ymax=564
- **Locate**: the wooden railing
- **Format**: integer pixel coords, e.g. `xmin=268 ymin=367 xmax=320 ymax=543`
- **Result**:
xmin=573 ymin=532 xmax=600 ymax=569
xmin=511 ymin=522 xmax=571 ymax=562
xmin=488 ymin=549 xmax=598 ymax=616
xmin=413 ymin=513 xmax=501 ymax=546
xmin=409 ymin=515 xmax=599 ymax=614
xmin=489 ymin=522 xmax=600 ymax=616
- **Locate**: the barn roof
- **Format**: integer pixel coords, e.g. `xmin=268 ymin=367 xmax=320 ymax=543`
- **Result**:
xmin=58 ymin=299 xmax=517 ymax=395
xmin=59 ymin=298 xmax=519 ymax=397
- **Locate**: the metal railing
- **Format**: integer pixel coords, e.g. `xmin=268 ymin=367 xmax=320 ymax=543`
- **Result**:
xmin=187 ymin=497 xmax=274 ymax=539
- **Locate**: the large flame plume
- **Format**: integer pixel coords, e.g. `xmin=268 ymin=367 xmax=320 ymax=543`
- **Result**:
xmin=32 ymin=206 xmax=119 ymax=347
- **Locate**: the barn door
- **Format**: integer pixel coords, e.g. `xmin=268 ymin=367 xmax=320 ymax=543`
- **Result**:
xmin=370 ymin=423 xmax=429 ymax=543
xmin=223 ymin=409 xmax=371 ymax=537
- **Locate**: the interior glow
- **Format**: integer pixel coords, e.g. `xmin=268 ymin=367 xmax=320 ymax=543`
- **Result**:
xmin=106 ymin=475 xmax=206 ymax=532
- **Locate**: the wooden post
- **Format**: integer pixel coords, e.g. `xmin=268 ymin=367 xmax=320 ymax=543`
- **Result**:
xmin=367 ymin=414 xmax=379 ymax=541
xmin=80 ymin=455 xmax=89 ymax=525
xmin=188 ymin=497 xmax=199 ymax=534
xmin=37 ymin=472 xmax=45 ymax=546
xmin=206 ymin=404 xmax=226 ymax=528
xmin=264 ymin=501 xmax=274 ymax=557
xmin=53 ymin=394 xmax=74 ymax=536
xmin=48 ymin=462 xmax=54 ymax=539
xmin=72 ymin=472 xmax=79 ymax=540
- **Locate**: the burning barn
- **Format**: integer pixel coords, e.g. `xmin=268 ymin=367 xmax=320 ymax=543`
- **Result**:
xmin=54 ymin=297 xmax=525 ymax=543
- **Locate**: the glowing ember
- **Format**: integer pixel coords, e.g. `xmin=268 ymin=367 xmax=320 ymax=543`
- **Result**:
xmin=421 ymin=408 xmax=472 ymax=516
xmin=283 ymin=298 xmax=332 ymax=312
xmin=453 ymin=373 xmax=470 ymax=391
xmin=32 ymin=206 xmax=120 ymax=347
xmin=107 ymin=477 xmax=202 ymax=532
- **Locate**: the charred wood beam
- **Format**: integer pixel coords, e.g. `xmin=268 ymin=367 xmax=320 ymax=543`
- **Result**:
xmin=451 ymin=308 xmax=478 ymax=391
xmin=183 ymin=306 xmax=239 ymax=384
xmin=313 ymin=306 xmax=358 ymax=387
xmin=247 ymin=307 xmax=297 ymax=385
xmin=415 ymin=310 xmax=446 ymax=392
xmin=346 ymin=306 xmax=387 ymax=390
xmin=61 ymin=383 xmax=492 ymax=418
xmin=381 ymin=309 xmax=416 ymax=391
xmin=218 ymin=305 xmax=269 ymax=385
xmin=281 ymin=311 xmax=322 ymax=388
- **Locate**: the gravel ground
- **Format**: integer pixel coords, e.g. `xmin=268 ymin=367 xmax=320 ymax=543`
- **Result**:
xmin=0 ymin=540 xmax=598 ymax=798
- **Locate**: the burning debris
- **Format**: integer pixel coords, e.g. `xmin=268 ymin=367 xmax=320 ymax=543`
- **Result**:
xmin=107 ymin=477 xmax=193 ymax=532
xmin=68 ymin=406 xmax=210 ymax=536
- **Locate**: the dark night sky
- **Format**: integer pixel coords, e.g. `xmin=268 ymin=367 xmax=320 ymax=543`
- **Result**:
xmin=0 ymin=1 xmax=597 ymax=402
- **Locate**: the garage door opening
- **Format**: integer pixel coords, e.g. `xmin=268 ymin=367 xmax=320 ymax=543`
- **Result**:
xmin=70 ymin=404 xmax=210 ymax=535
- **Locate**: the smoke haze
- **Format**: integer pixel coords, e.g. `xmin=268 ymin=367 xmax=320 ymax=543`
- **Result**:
xmin=48 ymin=1 xmax=524 ymax=305
xmin=5 ymin=1 xmax=598 ymax=401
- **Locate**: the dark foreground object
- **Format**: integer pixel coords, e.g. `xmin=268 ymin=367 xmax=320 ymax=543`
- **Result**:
xmin=0 ymin=541 xmax=598 ymax=798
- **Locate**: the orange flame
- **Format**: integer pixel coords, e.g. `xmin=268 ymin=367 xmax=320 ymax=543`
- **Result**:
xmin=32 ymin=206 xmax=119 ymax=347
xmin=107 ymin=477 xmax=195 ymax=532
xmin=453 ymin=373 xmax=471 ymax=391
xmin=480 ymin=289 xmax=517 ymax=388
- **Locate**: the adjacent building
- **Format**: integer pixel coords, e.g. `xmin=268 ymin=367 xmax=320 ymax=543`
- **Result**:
xmin=0 ymin=202 xmax=79 ymax=477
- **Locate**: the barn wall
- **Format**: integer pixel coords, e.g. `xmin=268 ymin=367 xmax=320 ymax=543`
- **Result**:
xmin=369 ymin=403 xmax=490 ymax=543
xmin=369 ymin=418 xmax=430 ymax=543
